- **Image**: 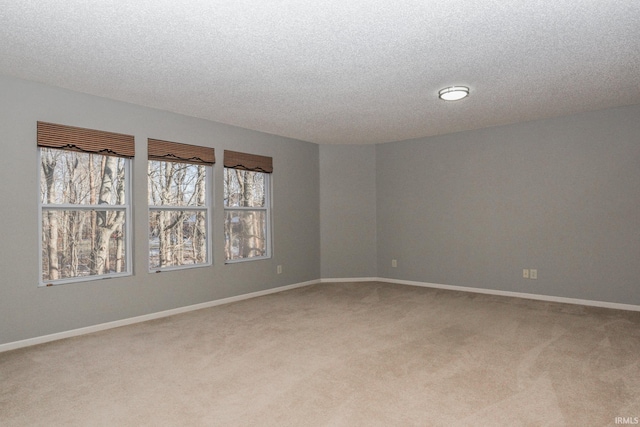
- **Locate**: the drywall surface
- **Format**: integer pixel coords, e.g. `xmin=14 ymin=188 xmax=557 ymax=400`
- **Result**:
xmin=0 ymin=75 xmax=320 ymax=345
xmin=376 ymin=104 xmax=640 ymax=305
xmin=320 ymin=144 xmax=377 ymax=278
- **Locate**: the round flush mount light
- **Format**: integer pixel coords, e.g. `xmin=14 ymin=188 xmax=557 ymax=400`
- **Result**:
xmin=438 ymin=86 xmax=469 ymax=101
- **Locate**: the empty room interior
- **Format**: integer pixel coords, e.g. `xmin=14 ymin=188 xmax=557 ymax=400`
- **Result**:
xmin=1 ymin=1 xmax=640 ymax=426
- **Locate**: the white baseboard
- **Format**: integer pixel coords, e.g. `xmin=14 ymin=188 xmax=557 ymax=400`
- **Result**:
xmin=4 ymin=276 xmax=638 ymax=353
xmin=319 ymin=277 xmax=379 ymax=283
xmin=0 ymin=279 xmax=320 ymax=353
xmin=376 ymin=277 xmax=640 ymax=312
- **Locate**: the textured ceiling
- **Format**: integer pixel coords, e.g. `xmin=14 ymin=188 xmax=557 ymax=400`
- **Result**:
xmin=1 ymin=0 xmax=639 ymax=144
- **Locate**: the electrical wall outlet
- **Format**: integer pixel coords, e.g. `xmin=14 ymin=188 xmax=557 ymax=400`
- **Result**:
xmin=530 ymin=269 xmax=537 ymax=280
xmin=392 ymin=259 xmax=397 ymax=268
xmin=277 ymin=265 xmax=282 ymax=274
xmin=523 ymin=269 xmax=529 ymax=279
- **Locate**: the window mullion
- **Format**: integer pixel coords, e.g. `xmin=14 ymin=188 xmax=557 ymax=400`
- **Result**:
xmin=223 ymin=206 xmax=267 ymax=211
xmin=42 ymin=204 xmax=126 ymax=210
xmin=150 ymin=205 xmax=208 ymax=212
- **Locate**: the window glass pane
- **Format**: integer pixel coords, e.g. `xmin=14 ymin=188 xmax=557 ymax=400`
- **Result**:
xmin=149 ymin=210 xmax=208 ymax=269
xmin=224 ymin=169 xmax=265 ymax=207
xmin=40 ymin=148 xmax=126 ymax=206
xmin=41 ymin=209 xmax=127 ymax=281
xmin=148 ymin=161 xmax=206 ymax=207
xmin=224 ymin=210 xmax=267 ymax=260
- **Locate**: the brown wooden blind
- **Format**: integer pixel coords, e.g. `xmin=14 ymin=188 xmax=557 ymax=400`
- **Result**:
xmin=148 ymin=139 xmax=215 ymax=165
xmin=37 ymin=121 xmax=135 ymax=158
xmin=224 ymin=150 xmax=273 ymax=173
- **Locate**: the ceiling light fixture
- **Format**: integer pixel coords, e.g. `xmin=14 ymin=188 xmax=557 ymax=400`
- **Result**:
xmin=438 ymin=86 xmax=469 ymax=101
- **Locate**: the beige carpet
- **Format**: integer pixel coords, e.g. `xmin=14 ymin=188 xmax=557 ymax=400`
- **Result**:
xmin=1 ymin=282 xmax=639 ymax=426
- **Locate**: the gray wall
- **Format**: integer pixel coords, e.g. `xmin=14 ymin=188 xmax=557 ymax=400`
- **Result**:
xmin=3 ymin=72 xmax=640 ymax=346
xmin=376 ymin=104 xmax=640 ymax=305
xmin=0 ymin=75 xmax=320 ymax=345
xmin=319 ymin=144 xmax=377 ymax=278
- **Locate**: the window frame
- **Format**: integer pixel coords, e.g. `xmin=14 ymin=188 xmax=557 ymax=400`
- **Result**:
xmin=38 ymin=147 xmax=133 ymax=286
xmin=147 ymin=159 xmax=213 ymax=272
xmin=223 ymin=167 xmax=272 ymax=263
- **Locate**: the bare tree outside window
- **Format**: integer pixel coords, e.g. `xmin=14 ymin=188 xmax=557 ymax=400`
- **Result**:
xmin=40 ymin=148 xmax=129 ymax=283
xmin=148 ymin=160 xmax=209 ymax=270
xmin=223 ymin=168 xmax=270 ymax=261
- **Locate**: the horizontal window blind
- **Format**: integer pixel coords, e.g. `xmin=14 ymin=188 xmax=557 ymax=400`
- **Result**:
xmin=148 ymin=139 xmax=215 ymax=165
xmin=224 ymin=150 xmax=273 ymax=173
xmin=37 ymin=121 xmax=134 ymax=158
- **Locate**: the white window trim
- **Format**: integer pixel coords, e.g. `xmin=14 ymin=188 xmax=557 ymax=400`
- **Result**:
xmin=147 ymin=162 xmax=213 ymax=273
xmin=224 ymin=171 xmax=272 ymax=263
xmin=38 ymin=148 xmax=133 ymax=287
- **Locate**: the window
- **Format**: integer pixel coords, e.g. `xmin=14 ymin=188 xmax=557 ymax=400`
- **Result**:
xmin=223 ymin=150 xmax=273 ymax=262
xmin=38 ymin=122 xmax=134 ymax=285
xmin=148 ymin=139 xmax=214 ymax=271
